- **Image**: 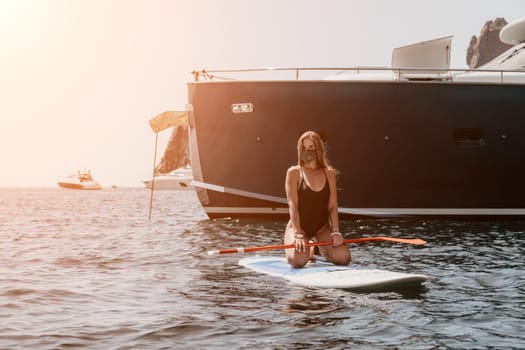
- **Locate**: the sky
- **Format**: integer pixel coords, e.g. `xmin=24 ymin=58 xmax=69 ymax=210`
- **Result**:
xmin=0 ymin=0 xmax=523 ymax=187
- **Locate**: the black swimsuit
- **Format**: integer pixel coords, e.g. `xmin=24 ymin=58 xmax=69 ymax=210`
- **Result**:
xmin=298 ymin=168 xmax=330 ymax=239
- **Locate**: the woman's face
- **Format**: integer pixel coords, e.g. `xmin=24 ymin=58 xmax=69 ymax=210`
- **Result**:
xmin=302 ymin=138 xmax=316 ymax=151
xmin=300 ymin=137 xmax=319 ymax=164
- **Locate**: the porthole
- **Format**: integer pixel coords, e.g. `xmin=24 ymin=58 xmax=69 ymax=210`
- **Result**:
xmin=454 ymin=128 xmax=485 ymax=146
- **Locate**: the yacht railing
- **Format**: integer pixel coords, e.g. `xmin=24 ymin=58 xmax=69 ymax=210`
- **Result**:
xmin=191 ymin=67 xmax=525 ymax=84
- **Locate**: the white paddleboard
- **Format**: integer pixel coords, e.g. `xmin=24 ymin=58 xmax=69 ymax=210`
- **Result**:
xmin=239 ymin=256 xmax=428 ymax=290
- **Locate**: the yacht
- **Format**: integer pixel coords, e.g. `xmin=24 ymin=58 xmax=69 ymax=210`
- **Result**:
xmin=57 ymin=170 xmax=102 ymax=190
xmin=157 ymin=17 xmax=525 ymax=219
xmin=142 ymin=166 xmax=193 ymax=190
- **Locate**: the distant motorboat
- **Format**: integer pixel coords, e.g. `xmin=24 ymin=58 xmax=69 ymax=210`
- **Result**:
xmin=57 ymin=170 xmax=102 ymax=190
xmin=143 ymin=166 xmax=193 ymax=190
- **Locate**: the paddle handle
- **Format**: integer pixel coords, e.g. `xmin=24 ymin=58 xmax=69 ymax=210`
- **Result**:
xmin=208 ymin=244 xmax=296 ymax=256
xmin=207 ymin=236 xmax=426 ymax=255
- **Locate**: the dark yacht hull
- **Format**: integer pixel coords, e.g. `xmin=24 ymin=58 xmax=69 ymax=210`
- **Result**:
xmin=187 ymin=80 xmax=525 ymax=219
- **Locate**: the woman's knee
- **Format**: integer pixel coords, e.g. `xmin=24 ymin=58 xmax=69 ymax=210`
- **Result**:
xmin=324 ymin=249 xmax=351 ymax=266
xmin=288 ymin=260 xmax=307 ymax=268
xmin=332 ymin=254 xmax=351 ymax=266
xmin=287 ymin=254 xmax=309 ymax=268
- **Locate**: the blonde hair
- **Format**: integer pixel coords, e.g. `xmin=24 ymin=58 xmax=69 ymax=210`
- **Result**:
xmin=297 ymin=131 xmax=328 ymax=168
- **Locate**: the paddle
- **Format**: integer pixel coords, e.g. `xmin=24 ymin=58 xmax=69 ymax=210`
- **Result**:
xmin=207 ymin=236 xmax=426 ymax=255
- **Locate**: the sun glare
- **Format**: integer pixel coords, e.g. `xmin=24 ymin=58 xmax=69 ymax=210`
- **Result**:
xmin=0 ymin=0 xmax=21 ymax=30
xmin=0 ymin=0 xmax=54 ymax=49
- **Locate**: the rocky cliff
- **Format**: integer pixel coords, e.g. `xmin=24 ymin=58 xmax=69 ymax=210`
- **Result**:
xmin=155 ymin=125 xmax=190 ymax=174
xmin=158 ymin=17 xmax=513 ymax=173
xmin=466 ymin=17 xmax=512 ymax=68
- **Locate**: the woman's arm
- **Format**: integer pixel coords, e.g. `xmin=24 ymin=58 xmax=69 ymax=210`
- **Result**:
xmin=327 ymin=168 xmax=343 ymax=246
xmin=285 ymin=166 xmax=303 ymax=235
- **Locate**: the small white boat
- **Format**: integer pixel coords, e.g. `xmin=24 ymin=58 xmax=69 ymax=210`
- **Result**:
xmin=57 ymin=170 xmax=102 ymax=190
xmin=142 ymin=166 xmax=193 ymax=190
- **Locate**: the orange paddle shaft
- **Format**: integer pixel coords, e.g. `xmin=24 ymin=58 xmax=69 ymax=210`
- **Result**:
xmin=207 ymin=236 xmax=426 ymax=255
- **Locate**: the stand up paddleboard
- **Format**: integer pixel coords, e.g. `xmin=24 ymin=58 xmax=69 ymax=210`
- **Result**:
xmin=239 ymin=256 xmax=428 ymax=290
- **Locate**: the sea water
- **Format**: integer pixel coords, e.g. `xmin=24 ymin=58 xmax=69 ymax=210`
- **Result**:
xmin=0 ymin=188 xmax=523 ymax=349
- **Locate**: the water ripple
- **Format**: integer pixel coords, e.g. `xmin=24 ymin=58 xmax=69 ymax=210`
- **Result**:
xmin=0 ymin=189 xmax=524 ymax=349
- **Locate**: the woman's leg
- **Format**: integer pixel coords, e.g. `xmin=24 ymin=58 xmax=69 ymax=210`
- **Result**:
xmin=315 ymin=225 xmax=351 ymax=265
xmin=284 ymin=221 xmax=310 ymax=268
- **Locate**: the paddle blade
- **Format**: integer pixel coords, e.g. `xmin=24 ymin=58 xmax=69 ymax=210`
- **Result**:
xmin=344 ymin=237 xmax=427 ymax=245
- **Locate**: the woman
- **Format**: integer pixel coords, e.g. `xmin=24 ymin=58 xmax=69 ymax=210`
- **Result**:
xmin=284 ymin=131 xmax=351 ymax=268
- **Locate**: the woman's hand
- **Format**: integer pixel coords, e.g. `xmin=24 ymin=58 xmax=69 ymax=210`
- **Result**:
xmin=294 ymin=233 xmax=306 ymax=252
xmin=330 ymin=232 xmax=343 ymax=247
